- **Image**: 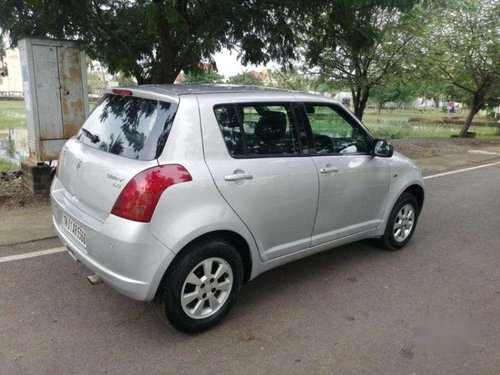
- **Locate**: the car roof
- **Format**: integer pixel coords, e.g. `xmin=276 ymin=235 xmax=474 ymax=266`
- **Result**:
xmin=105 ymin=84 xmax=337 ymax=104
xmin=126 ymin=84 xmax=291 ymax=95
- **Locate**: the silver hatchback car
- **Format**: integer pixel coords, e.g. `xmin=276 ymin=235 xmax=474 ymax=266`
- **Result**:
xmin=51 ymin=85 xmax=424 ymax=332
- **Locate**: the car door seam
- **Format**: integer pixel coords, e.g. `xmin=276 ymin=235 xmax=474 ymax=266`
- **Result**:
xmin=197 ymin=95 xmax=262 ymax=261
xmin=308 ymin=156 xmax=322 ymax=242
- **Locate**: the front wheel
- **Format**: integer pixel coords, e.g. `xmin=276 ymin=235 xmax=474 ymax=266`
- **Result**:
xmin=381 ymin=192 xmax=420 ymax=250
xmin=154 ymin=237 xmax=244 ymax=333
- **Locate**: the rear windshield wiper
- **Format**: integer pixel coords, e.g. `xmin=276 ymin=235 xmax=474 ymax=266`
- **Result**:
xmin=81 ymin=128 xmax=100 ymax=144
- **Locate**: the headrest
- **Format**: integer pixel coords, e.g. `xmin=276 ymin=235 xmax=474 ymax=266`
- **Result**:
xmin=254 ymin=111 xmax=287 ymax=141
xmin=217 ymin=106 xmax=240 ymax=128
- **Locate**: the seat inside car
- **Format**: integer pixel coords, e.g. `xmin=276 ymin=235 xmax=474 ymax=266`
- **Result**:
xmin=253 ymin=111 xmax=288 ymax=154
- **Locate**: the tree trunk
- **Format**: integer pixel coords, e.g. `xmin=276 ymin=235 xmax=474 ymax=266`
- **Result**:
xmin=351 ymin=86 xmax=370 ymax=121
xmin=152 ymin=0 xmax=180 ymax=84
xmin=351 ymin=87 xmax=360 ymax=117
xmin=459 ymin=103 xmax=481 ymax=137
xmin=355 ymin=88 xmax=370 ymax=121
xmin=459 ymin=93 xmax=485 ymax=137
xmin=134 ymin=74 xmax=147 ymax=85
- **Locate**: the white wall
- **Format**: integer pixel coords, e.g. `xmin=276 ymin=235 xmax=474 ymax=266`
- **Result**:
xmin=0 ymin=48 xmax=23 ymax=93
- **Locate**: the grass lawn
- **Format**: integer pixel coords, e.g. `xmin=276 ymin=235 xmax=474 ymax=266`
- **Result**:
xmin=367 ymin=123 xmax=500 ymax=140
xmin=308 ymin=108 xmax=499 ymax=140
xmin=0 ymin=100 xmax=26 ymax=129
xmin=0 ymin=158 xmax=16 ymax=172
xmin=364 ymin=108 xmax=456 ymax=119
xmin=362 ymin=108 xmax=499 ymax=139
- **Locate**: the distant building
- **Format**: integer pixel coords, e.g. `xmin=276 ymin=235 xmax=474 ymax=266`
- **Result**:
xmin=249 ymin=68 xmax=268 ymax=80
xmin=0 ymin=48 xmax=23 ymax=95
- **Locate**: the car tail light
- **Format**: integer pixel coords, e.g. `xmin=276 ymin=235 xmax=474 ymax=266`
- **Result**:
xmin=111 ymin=164 xmax=192 ymax=222
xmin=112 ymin=88 xmax=133 ymax=96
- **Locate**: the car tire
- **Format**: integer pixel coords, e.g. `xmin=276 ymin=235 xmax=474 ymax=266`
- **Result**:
xmin=154 ymin=236 xmax=244 ymax=333
xmin=381 ymin=192 xmax=420 ymax=251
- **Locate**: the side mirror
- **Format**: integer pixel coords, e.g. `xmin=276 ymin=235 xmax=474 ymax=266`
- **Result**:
xmin=372 ymin=139 xmax=393 ymax=158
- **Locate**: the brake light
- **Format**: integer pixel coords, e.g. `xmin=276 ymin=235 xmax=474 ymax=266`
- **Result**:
xmin=111 ymin=164 xmax=192 ymax=222
xmin=112 ymin=88 xmax=133 ymax=96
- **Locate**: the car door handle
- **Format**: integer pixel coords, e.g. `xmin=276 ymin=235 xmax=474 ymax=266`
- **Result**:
xmin=319 ymin=166 xmax=339 ymax=174
xmin=224 ymin=173 xmax=254 ymax=181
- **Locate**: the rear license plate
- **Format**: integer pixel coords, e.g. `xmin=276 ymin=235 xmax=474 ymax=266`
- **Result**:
xmin=62 ymin=214 xmax=87 ymax=248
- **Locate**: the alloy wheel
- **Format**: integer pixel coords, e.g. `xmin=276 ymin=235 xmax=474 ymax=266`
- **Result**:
xmin=180 ymin=257 xmax=233 ymax=319
xmin=393 ymin=204 xmax=415 ymax=242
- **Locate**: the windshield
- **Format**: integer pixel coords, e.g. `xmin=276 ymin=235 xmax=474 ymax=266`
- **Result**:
xmin=77 ymin=94 xmax=177 ymax=160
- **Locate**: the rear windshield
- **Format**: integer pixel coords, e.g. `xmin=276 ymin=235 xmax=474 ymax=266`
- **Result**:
xmin=77 ymin=94 xmax=177 ymax=160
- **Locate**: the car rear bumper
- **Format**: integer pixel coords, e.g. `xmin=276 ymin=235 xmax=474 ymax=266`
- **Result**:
xmin=51 ymin=178 xmax=175 ymax=301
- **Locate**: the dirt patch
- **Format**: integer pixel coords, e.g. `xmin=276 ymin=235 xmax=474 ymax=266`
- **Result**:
xmin=391 ymin=138 xmax=500 ymax=160
xmin=0 ymin=173 xmax=50 ymax=210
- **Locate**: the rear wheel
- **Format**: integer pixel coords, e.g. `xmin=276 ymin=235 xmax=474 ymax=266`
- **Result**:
xmin=155 ymin=237 xmax=243 ymax=333
xmin=381 ymin=192 xmax=420 ymax=250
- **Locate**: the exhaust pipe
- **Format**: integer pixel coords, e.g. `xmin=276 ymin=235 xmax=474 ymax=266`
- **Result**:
xmin=87 ymin=274 xmax=103 ymax=285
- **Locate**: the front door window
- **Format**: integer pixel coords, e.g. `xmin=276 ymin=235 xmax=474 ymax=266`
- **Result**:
xmin=304 ymin=104 xmax=371 ymax=155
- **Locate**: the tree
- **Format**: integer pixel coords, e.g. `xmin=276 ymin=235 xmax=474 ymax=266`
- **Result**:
xmin=183 ymin=70 xmax=223 ymax=84
xmin=116 ymin=71 xmax=137 ymax=86
xmin=87 ymin=71 xmax=105 ymax=94
xmin=0 ymin=0 xmax=302 ymax=84
xmin=266 ymin=68 xmax=311 ymax=91
xmin=412 ymin=79 xmax=451 ymax=109
xmin=304 ymin=1 xmax=424 ymax=120
xmin=419 ymin=0 xmax=499 ymax=137
xmin=228 ymin=72 xmax=264 ymax=86
xmin=370 ymin=75 xmax=419 ymax=112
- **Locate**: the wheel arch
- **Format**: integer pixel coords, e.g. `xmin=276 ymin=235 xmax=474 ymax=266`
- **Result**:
xmin=403 ymin=184 xmax=425 ymax=212
xmin=159 ymin=230 xmax=253 ymax=294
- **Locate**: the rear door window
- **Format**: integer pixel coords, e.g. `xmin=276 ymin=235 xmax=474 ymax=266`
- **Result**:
xmin=77 ymin=94 xmax=177 ymax=160
xmin=214 ymin=103 xmax=300 ymax=157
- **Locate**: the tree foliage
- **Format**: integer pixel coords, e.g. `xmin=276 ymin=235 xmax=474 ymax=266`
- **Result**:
xmin=305 ymin=1 xmax=425 ymax=120
xmin=1 ymin=0 xmax=496 ymax=138
xmin=228 ymin=72 xmax=264 ymax=86
xmin=370 ymin=76 xmax=419 ymax=111
xmin=87 ymin=71 xmax=105 ymax=94
xmin=183 ymin=70 xmax=223 ymax=84
xmin=266 ymin=68 xmax=311 ymax=91
xmin=0 ymin=0 xmax=302 ymax=84
xmin=417 ymin=0 xmax=499 ymax=136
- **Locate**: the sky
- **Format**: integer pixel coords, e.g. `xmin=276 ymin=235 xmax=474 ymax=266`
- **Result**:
xmin=213 ymin=48 xmax=280 ymax=78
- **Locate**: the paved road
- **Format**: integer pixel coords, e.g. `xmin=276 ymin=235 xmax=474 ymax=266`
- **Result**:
xmin=1 ymin=165 xmax=499 ymax=375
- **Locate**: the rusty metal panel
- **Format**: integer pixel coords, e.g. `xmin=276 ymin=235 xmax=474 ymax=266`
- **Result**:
xmin=40 ymin=139 xmax=67 ymax=160
xmin=57 ymin=47 xmax=86 ymax=138
xmin=32 ymin=45 xmax=64 ymax=140
xmin=19 ymin=37 xmax=89 ymax=161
